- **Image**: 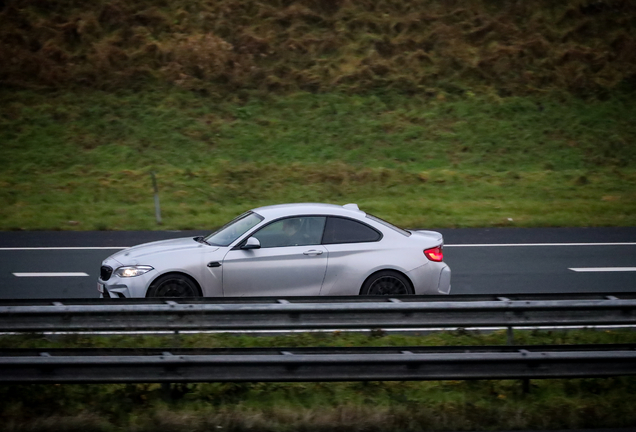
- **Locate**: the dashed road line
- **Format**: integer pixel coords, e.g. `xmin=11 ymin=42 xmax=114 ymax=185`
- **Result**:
xmin=445 ymin=242 xmax=636 ymax=247
xmin=1 ymin=247 xmax=127 ymax=251
xmin=569 ymin=267 xmax=636 ymax=272
xmin=13 ymin=272 xmax=90 ymax=277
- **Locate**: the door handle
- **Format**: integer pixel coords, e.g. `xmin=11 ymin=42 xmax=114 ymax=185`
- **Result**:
xmin=303 ymin=250 xmax=323 ymax=256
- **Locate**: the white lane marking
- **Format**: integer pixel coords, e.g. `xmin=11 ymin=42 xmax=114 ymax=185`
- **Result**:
xmin=569 ymin=267 xmax=636 ymax=272
xmin=2 ymin=324 xmax=635 ymax=336
xmin=13 ymin=272 xmax=90 ymax=277
xmin=1 ymin=243 xmax=636 ymax=251
xmin=445 ymin=242 xmax=636 ymax=247
xmin=1 ymin=247 xmax=127 ymax=251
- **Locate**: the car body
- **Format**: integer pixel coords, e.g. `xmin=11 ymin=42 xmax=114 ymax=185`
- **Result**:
xmin=98 ymin=203 xmax=451 ymax=298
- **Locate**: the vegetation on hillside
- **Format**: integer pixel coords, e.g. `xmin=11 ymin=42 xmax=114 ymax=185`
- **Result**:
xmin=1 ymin=0 xmax=635 ymax=230
xmin=1 ymin=0 xmax=635 ymax=96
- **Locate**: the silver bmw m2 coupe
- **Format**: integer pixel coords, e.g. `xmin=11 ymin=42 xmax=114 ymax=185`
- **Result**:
xmin=98 ymin=203 xmax=451 ymax=298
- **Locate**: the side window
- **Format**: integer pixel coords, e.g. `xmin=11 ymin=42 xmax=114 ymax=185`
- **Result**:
xmin=322 ymin=217 xmax=381 ymax=244
xmin=252 ymin=217 xmax=326 ymax=248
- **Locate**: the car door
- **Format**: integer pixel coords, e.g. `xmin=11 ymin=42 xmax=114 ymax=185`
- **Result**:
xmin=221 ymin=216 xmax=328 ymax=296
xmin=319 ymin=216 xmax=384 ymax=295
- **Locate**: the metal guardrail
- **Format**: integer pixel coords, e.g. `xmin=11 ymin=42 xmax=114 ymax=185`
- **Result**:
xmin=1 ymin=344 xmax=635 ymax=383
xmin=2 ymin=294 xmax=635 ymax=384
xmin=0 ymin=292 xmax=635 ymax=332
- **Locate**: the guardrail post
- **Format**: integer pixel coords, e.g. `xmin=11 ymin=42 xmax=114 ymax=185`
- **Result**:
xmin=507 ymin=327 xmax=531 ymax=393
xmin=161 ymin=350 xmax=175 ymax=401
xmin=522 ymin=378 xmax=531 ymax=394
xmin=161 ymin=329 xmax=183 ymax=400
xmin=162 ymin=383 xmax=172 ymax=400
xmin=151 ymin=171 xmax=162 ymax=225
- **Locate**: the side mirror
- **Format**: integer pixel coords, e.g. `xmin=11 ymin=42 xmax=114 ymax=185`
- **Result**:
xmin=242 ymin=237 xmax=261 ymax=250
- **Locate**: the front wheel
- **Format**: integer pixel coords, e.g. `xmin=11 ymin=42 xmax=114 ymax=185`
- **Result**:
xmin=146 ymin=273 xmax=201 ymax=298
xmin=360 ymin=271 xmax=413 ymax=296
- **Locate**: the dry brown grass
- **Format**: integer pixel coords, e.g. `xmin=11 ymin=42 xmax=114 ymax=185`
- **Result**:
xmin=1 ymin=0 xmax=635 ymax=95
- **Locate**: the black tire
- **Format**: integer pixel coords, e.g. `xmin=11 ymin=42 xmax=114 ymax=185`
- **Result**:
xmin=146 ymin=273 xmax=201 ymax=298
xmin=360 ymin=270 xmax=413 ymax=296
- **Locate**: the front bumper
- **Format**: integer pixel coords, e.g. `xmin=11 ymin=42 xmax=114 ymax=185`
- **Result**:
xmin=98 ymin=282 xmax=132 ymax=298
xmin=98 ymin=272 xmax=155 ymax=298
xmin=98 ymin=260 xmax=156 ymax=298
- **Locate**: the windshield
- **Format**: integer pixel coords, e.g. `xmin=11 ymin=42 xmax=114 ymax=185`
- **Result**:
xmin=204 ymin=212 xmax=264 ymax=246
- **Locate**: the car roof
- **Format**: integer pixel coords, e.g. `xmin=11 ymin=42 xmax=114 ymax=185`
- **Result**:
xmin=251 ymin=203 xmax=366 ymax=220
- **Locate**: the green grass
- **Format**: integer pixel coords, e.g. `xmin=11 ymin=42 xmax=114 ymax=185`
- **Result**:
xmin=1 ymin=330 xmax=636 ymax=431
xmin=1 ymin=88 xmax=635 ymax=231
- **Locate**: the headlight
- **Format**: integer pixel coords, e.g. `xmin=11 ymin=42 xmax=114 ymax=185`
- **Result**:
xmin=114 ymin=265 xmax=154 ymax=278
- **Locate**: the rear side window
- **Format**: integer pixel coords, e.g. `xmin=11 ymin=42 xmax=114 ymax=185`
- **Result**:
xmin=322 ymin=217 xmax=381 ymax=244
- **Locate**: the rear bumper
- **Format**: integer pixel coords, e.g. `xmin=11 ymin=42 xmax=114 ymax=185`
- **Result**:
xmin=408 ymin=262 xmax=451 ymax=295
xmin=437 ymin=265 xmax=451 ymax=294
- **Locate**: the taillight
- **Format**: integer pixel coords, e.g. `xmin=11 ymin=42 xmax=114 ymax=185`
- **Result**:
xmin=424 ymin=246 xmax=443 ymax=262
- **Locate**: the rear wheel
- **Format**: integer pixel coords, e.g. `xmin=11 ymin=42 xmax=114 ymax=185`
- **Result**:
xmin=146 ymin=273 xmax=201 ymax=298
xmin=360 ymin=270 xmax=413 ymax=296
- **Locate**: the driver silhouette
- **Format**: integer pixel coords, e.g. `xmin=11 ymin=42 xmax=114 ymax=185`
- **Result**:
xmin=282 ymin=218 xmax=305 ymax=246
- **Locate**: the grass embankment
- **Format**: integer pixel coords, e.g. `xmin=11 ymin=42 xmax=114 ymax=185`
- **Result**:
xmin=1 ymin=89 xmax=635 ymax=231
xmin=1 ymin=330 xmax=636 ymax=431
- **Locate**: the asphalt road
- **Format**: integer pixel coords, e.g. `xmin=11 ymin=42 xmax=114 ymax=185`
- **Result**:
xmin=1 ymin=227 xmax=635 ymax=299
